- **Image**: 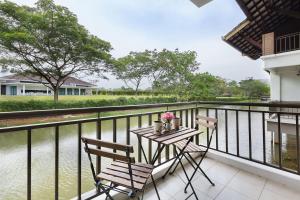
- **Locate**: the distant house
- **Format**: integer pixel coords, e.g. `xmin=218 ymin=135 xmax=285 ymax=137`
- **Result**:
xmin=0 ymin=74 xmax=96 ymax=96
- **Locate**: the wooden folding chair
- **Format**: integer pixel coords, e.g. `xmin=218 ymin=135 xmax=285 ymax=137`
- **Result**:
xmin=81 ymin=137 xmax=160 ymax=200
xmin=162 ymin=115 xmax=217 ymax=198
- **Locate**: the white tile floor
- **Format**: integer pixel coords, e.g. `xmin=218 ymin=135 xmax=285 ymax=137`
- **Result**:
xmin=140 ymin=157 xmax=300 ymax=200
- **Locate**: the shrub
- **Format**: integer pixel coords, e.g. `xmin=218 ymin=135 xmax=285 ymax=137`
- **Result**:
xmin=0 ymin=97 xmax=178 ymax=112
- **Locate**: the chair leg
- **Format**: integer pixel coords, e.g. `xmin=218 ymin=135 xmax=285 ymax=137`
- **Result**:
xmin=151 ymin=174 xmax=160 ymax=200
xmin=99 ymin=184 xmax=114 ymax=200
xmin=162 ymin=153 xmax=180 ymax=179
xmin=169 ymin=152 xmax=186 ymax=175
xmin=186 ymin=153 xmax=215 ymax=186
xmin=178 ymin=156 xmax=199 ymax=200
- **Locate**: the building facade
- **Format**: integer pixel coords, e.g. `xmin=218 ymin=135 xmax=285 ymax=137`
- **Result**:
xmin=222 ymin=0 xmax=300 ymax=102
xmin=0 ymin=74 xmax=96 ymax=96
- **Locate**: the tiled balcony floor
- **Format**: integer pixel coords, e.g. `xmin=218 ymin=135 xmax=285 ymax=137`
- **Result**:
xmin=139 ymin=157 xmax=300 ymax=200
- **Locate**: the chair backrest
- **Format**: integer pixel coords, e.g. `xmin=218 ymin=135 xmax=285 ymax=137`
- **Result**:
xmin=81 ymin=137 xmax=135 ymax=185
xmin=82 ymin=137 xmax=135 ymax=163
xmin=196 ymin=115 xmax=217 ymax=149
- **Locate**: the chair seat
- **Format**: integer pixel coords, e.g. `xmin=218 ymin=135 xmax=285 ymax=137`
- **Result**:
xmin=97 ymin=161 xmax=154 ymax=191
xmin=174 ymin=140 xmax=205 ymax=153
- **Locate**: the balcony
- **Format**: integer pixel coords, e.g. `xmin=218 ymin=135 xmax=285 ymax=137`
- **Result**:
xmin=0 ymin=101 xmax=300 ymax=200
xmin=95 ymin=157 xmax=300 ymax=200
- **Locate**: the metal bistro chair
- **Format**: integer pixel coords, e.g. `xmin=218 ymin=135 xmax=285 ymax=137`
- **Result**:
xmin=163 ymin=115 xmax=217 ymax=196
xmin=82 ymin=137 xmax=160 ymax=200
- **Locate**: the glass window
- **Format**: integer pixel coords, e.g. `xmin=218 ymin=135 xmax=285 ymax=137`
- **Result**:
xmin=74 ymin=88 xmax=79 ymax=95
xmin=59 ymin=88 xmax=65 ymax=95
xmin=10 ymin=86 xmax=17 ymax=95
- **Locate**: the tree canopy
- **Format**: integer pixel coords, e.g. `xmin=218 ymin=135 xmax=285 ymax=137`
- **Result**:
xmin=114 ymin=51 xmax=152 ymax=93
xmin=0 ymin=0 xmax=112 ymax=101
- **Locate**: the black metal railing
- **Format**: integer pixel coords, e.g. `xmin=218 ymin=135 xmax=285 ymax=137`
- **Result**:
xmin=0 ymin=101 xmax=300 ymax=200
xmin=275 ymin=32 xmax=300 ymax=54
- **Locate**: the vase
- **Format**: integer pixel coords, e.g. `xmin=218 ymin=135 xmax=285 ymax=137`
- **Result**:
xmin=164 ymin=122 xmax=172 ymax=131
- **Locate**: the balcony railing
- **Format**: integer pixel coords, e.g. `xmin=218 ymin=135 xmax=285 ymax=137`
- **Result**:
xmin=0 ymin=101 xmax=300 ymax=200
xmin=275 ymin=32 xmax=300 ymax=54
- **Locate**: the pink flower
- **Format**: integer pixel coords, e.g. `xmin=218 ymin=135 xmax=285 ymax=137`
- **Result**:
xmin=161 ymin=112 xmax=175 ymax=122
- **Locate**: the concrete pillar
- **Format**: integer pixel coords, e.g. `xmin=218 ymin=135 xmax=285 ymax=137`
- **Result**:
xmin=79 ymin=88 xmax=81 ymax=96
xmin=65 ymin=88 xmax=67 ymax=96
xmin=270 ymin=70 xmax=281 ymax=101
xmin=46 ymin=87 xmax=49 ymax=95
xmin=22 ymin=84 xmax=26 ymax=95
xmin=273 ymin=131 xmax=279 ymax=144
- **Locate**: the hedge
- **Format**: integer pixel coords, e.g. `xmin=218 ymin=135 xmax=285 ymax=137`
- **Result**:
xmin=0 ymin=97 xmax=179 ymax=112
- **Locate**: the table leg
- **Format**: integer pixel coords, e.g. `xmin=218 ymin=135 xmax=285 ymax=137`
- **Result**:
xmin=137 ymin=135 xmax=165 ymax=166
xmin=138 ymin=136 xmax=149 ymax=164
xmin=162 ymin=137 xmax=193 ymax=178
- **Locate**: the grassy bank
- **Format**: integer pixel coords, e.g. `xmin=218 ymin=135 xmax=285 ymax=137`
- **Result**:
xmin=0 ymin=95 xmax=152 ymax=102
xmin=0 ymin=95 xmax=178 ymax=112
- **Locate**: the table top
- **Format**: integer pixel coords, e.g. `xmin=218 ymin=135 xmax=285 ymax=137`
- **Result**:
xmin=131 ymin=126 xmax=202 ymax=145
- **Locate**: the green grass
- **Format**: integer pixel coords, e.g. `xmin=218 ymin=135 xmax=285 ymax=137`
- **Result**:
xmin=0 ymin=95 xmax=155 ymax=102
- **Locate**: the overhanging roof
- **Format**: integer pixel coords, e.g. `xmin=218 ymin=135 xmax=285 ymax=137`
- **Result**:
xmin=224 ymin=0 xmax=300 ymax=60
xmin=0 ymin=74 xmax=95 ymax=87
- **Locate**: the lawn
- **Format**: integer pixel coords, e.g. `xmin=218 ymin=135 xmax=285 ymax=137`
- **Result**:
xmin=0 ymin=95 xmax=152 ymax=102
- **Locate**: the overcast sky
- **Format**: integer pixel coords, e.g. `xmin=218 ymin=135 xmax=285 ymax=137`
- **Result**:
xmin=8 ymin=0 xmax=269 ymax=89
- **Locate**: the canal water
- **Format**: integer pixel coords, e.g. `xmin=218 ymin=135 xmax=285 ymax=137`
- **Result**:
xmin=0 ymin=108 xmax=298 ymax=199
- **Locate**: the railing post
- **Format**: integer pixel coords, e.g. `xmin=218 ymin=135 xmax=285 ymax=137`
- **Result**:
xmin=262 ymin=112 xmax=266 ymax=164
xmin=148 ymin=114 xmax=152 ymax=162
xmin=78 ymin=123 xmax=82 ymax=200
xmin=206 ymin=108 xmax=210 ymax=146
xmin=185 ymin=109 xmax=189 ymax=128
xmin=157 ymin=113 xmax=161 ymax=164
xmin=126 ymin=117 xmax=130 ymax=145
xmin=296 ymin=114 xmax=300 ymax=174
xmin=55 ymin=126 xmax=59 ymax=200
xmin=278 ymin=113 xmax=282 ymax=168
xmin=27 ymin=129 xmax=32 ymax=200
xmin=236 ymin=110 xmax=239 ymax=157
xmin=138 ymin=115 xmax=142 ymax=162
xmin=215 ymin=109 xmax=218 ymax=150
xmin=96 ymin=113 xmax=101 ymax=174
xmin=248 ymin=109 xmax=252 ymax=160
xmin=113 ymin=119 xmax=117 ymax=153
xmin=225 ymin=110 xmax=228 ymax=153
xmin=195 ymin=106 xmax=199 ymax=145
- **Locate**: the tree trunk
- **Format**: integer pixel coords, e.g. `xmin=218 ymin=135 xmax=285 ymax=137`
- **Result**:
xmin=53 ymin=88 xmax=59 ymax=103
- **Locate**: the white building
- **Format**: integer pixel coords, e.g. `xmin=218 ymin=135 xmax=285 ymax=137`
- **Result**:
xmin=0 ymin=74 xmax=96 ymax=96
xmin=193 ymin=0 xmax=300 ymax=102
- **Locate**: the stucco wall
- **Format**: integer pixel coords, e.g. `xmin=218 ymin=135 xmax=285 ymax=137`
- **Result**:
xmin=281 ymin=71 xmax=300 ymax=101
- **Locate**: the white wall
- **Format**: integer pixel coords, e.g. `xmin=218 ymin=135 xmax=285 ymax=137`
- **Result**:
xmin=269 ymin=69 xmax=300 ymax=102
xmin=281 ymin=71 xmax=300 ymax=101
xmin=262 ymin=50 xmax=300 ymax=102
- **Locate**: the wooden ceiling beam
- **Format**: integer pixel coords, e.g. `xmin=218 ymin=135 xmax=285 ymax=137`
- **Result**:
xmin=275 ymin=8 xmax=300 ymax=20
xmin=236 ymin=0 xmax=253 ymax=20
xmin=240 ymin=34 xmax=262 ymax=49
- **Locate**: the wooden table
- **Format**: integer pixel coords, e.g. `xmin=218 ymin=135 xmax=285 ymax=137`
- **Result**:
xmin=131 ymin=126 xmax=201 ymax=166
xmin=131 ymin=126 xmax=202 ymax=200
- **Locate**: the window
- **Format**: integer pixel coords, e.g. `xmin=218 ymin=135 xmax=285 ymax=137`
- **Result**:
xmin=59 ymin=88 xmax=66 ymax=95
xmin=74 ymin=88 xmax=79 ymax=95
xmin=67 ymin=88 xmax=73 ymax=95
xmin=10 ymin=86 xmax=17 ymax=96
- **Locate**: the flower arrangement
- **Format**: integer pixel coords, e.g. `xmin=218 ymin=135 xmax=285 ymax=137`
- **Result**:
xmin=161 ymin=112 xmax=175 ymax=123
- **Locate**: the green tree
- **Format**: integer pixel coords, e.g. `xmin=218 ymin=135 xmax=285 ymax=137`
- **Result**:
xmin=239 ymin=78 xmax=270 ymax=98
xmin=226 ymin=80 xmax=241 ymax=96
xmin=186 ymin=73 xmax=226 ymax=99
xmin=0 ymin=0 xmax=112 ymax=102
xmin=151 ymin=49 xmax=200 ymax=94
xmin=114 ymin=51 xmax=152 ymax=94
